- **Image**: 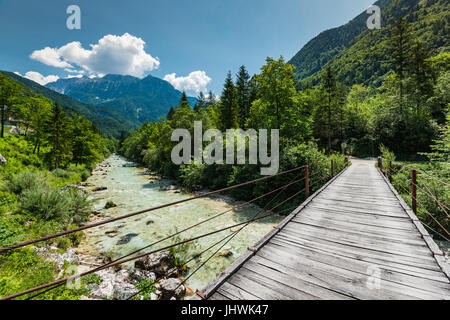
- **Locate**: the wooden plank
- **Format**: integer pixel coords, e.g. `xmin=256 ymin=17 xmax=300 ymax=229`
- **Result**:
xmin=298 ymin=207 xmax=417 ymax=231
xmin=292 ymin=217 xmax=429 ymax=246
xmin=310 ymin=199 xmax=406 ymax=215
xmin=209 ymin=292 xmax=230 ymax=300
xmin=259 ymin=243 xmax=450 ymax=294
xmin=292 ymin=215 xmax=423 ymax=243
xmin=218 ymin=282 xmax=261 ymax=300
xmin=270 ymin=237 xmax=448 ymax=282
xmin=281 ymin=224 xmax=434 ymax=259
xmin=273 ymin=233 xmax=442 ymax=273
xmin=236 ymin=267 xmax=325 ymax=300
xmin=308 ymin=203 xmax=410 ymax=219
xmin=243 ymin=260 xmax=354 ymax=300
xmin=227 ymin=273 xmax=294 ymax=300
xmin=253 ymin=249 xmax=447 ymax=300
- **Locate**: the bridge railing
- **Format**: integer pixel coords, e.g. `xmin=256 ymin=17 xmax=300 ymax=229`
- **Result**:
xmin=0 ymin=157 xmax=350 ymax=300
xmin=378 ymin=157 xmax=449 ymax=241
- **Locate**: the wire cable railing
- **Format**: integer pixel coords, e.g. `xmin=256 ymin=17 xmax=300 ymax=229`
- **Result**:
xmin=1 ymin=158 xmax=348 ymax=300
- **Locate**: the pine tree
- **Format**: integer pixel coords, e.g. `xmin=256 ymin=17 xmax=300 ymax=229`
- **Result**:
xmin=0 ymin=79 xmax=12 ymax=138
xmin=219 ymin=72 xmax=238 ymax=131
xmin=167 ymin=107 xmax=175 ymax=120
xmin=389 ymin=18 xmax=412 ymax=113
xmin=194 ymin=92 xmax=207 ymax=112
xmin=46 ymin=102 xmax=72 ymax=168
xmin=408 ymin=40 xmax=433 ymax=114
xmin=177 ymin=92 xmax=191 ymax=109
xmin=235 ymin=65 xmax=251 ymax=128
xmin=321 ymin=66 xmax=338 ymax=153
xmin=206 ymin=90 xmax=216 ymax=107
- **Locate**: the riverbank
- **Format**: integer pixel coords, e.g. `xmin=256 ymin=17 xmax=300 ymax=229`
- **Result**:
xmin=64 ymin=155 xmax=282 ymax=300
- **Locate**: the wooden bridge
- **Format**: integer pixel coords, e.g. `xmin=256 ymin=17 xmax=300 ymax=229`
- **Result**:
xmin=198 ymin=159 xmax=450 ymax=300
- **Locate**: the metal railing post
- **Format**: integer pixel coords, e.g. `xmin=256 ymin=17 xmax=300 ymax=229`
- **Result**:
xmin=412 ymin=169 xmax=417 ymax=214
xmin=331 ymin=160 xmax=334 ymax=177
xmin=305 ymin=165 xmax=309 ymax=198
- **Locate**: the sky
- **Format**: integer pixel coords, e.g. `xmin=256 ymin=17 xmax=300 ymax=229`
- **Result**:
xmin=0 ymin=0 xmax=376 ymax=96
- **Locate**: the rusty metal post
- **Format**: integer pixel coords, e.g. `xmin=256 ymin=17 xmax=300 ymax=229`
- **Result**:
xmin=331 ymin=160 xmax=334 ymax=177
xmin=389 ymin=161 xmax=392 ymax=182
xmin=305 ymin=165 xmax=309 ymax=198
xmin=411 ymin=169 xmax=417 ymax=214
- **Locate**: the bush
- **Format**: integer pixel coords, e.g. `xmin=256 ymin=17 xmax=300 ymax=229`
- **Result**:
xmin=18 ymin=187 xmax=91 ymax=223
xmin=51 ymin=169 xmax=71 ymax=179
xmin=3 ymin=171 xmax=48 ymax=195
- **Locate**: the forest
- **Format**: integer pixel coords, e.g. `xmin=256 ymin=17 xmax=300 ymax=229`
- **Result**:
xmin=0 ymin=73 xmax=116 ymax=298
xmin=121 ymin=18 xmax=449 ymax=239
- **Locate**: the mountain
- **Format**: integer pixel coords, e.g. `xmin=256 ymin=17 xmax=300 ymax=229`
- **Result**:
xmin=289 ymin=0 xmax=449 ymax=86
xmin=1 ymin=71 xmax=136 ymax=137
xmin=46 ymin=74 xmax=197 ymax=126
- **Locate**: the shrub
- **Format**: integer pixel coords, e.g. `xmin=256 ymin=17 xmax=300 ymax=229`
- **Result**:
xmin=51 ymin=169 xmax=71 ymax=179
xmin=18 ymin=187 xmax=91 ymax=223
xmin=3 ymin=171 xmax=48 ymax=195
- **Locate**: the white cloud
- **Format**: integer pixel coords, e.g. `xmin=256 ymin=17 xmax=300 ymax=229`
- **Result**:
xmin=30 ymin=33 xmax=160 ymax=78
xmin=15 ymin=71 xmax=59 ymax=85
xmin=164 ymin=71 xmax=211 ymax=95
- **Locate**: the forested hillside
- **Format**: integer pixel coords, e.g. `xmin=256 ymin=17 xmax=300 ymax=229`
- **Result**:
xmin=1 ymin=71 xmax=135 ymax=137
xmin=290 ymin=0 xmax=449 ymax=87
xmin=0 ymin=72 xmax=118 ymax=299
xmin=46 ymin=74 xmax=197 ymax=128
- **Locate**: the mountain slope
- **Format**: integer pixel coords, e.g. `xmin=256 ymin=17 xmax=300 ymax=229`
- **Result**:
xmin=1 ymin=71 xmax=135 ymax=137
xmin=46 ymin=74 xmax=197 ymax=125
xmin=289 ymin=0 xmax=449 ymax=86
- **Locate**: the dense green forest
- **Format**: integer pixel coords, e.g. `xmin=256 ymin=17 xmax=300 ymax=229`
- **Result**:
xmin=122 ymin=18 xmax=449 ymax=235
xmin=0 ymin=73 xmax=117 ymax=298
xmin=290 ymin=0 xmax=449 ymax=87
xmin=1 ymin=71 xmax=135 ymax=138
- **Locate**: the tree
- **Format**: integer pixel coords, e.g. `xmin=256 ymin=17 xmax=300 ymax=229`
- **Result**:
xmin=29 ymin=96 xmax=52 ymax=154
xmin=218 ymin=72 xmax=238 ymax=131
xmin=389 ymin=18 xmax=412 ymax=112
xmin=177 ymin=92 xmax=191 ymax=110
xmin=321 ymin=66 xmax=338 ymax=153
xmin=46 ymin=102 xmax=72 ymax=168
xmin=408 ymin=40 xmax=433 ymax=115
xmin=71 ymin=115 xmax=102 ymax=167
xmin=235 ymin=66 xmax=251 ymax=128
xmin=253 ymin=57 xmax=297 ymax=132
xmin=167 ymin=106 xmax=175 ymax=120
xmin=194 ymin=92 xmax=207 ymax=113
xmin=0 ymin=78 xmax=13 ymax=138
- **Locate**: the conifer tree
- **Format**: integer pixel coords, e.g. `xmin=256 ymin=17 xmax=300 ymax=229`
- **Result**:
xmin=219 ymin=72 xmax=238 ymax=131
xmin=235 ymin=65 xmax=251 ymax=128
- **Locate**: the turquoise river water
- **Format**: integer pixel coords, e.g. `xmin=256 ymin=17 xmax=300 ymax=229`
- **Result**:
xmin=77 ymin=155 xmax=283 ymax=292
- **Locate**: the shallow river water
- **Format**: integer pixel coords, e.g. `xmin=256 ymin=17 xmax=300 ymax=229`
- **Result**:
xmin=77 ymin=155 xmax=282 ymax=292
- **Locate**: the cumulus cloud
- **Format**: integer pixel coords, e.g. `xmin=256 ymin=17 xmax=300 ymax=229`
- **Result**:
xmin=15 ymin=71 xmax=59 ymax=85
xmin=164 ymin=71 xmax=211 ymax=94
xmin=30 ymin=33 xmax=160 ymax=78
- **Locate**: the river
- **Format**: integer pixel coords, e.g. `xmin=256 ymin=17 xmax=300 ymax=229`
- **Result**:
xmin=77 ymin=155 xmax=283 ymax=293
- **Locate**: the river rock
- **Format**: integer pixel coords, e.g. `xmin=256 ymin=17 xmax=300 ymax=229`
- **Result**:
xmin=105 ymin=201 xmax=117 ymax=209
xmin=129 ymin=268 xmax=156 ymax=283
xmin=113 ymin=282 xmax=139 ymax=300
xmin=159 ymin=278 xmax=186 ymax=300
xmin=105 ymin=230 xmax=118 ymax=237
xmin=134 ymin=251 xmax=174 ymax=277
xmin=34 ymin=246 xmax=79 ymax=271
xmin=218 ymin=249 xmax=233 ymax=258
xmin=116 ymin=233 xmax=139 ymax=245
xmin=93 ymin=186 xmax=107 ymax=192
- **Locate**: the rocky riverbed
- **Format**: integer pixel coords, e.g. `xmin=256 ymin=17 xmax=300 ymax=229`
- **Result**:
xmin=48 ymin=155 xmax=282 ymax=300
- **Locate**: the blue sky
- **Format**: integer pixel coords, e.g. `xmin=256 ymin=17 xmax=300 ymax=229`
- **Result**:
xmin=0 ymin=0 xmax=376 ymax=95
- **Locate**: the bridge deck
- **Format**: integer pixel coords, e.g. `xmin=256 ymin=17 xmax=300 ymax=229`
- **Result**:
xmin=200 ymin=160 xmax=450 ymax=300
